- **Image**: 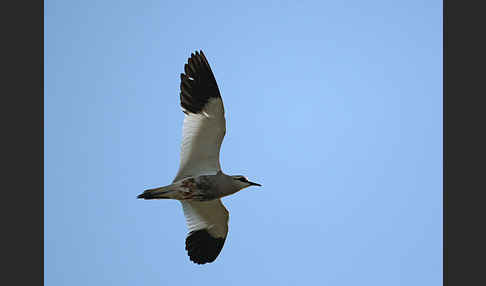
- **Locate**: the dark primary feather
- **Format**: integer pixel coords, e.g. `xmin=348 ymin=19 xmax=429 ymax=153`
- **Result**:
xmin=185 ymin=229 xmax=226 ymax=264
xmin=179 ymin=50 xmax=222 ymax=114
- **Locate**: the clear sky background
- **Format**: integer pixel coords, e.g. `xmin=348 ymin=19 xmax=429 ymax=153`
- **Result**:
xmin=45 ymin=1 xmax=442 ymax=285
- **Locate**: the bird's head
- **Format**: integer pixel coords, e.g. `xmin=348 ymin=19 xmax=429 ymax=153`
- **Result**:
xmin=231 ymin=175 xmax=262 ymax=190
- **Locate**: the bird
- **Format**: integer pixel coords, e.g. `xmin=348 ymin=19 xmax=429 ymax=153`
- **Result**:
xmin=137 ymin=50 xmax=261 ymax=264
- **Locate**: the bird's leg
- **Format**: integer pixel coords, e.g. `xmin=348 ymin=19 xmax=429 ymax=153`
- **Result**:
xmin=180 ymin=178 xmax=198 ymax=200
xmin=178 ymin=177 xmax=214 ymax=201
xmin=181 ymin=189 xmax=207 ymax=201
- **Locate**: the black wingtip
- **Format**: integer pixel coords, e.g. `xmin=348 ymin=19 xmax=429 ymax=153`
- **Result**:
xmin=179 ymin=50 xmax=221 ymax=114
xmin=185 ymin=229 xmax=226 ymax=264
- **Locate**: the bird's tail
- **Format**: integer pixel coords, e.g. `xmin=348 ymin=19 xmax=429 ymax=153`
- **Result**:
xmin=137 ymin=185 xmax=177 ymax=200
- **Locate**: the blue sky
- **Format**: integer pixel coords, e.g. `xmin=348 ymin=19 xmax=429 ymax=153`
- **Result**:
xmin=45 ymin=1 xmax=442 ymax=285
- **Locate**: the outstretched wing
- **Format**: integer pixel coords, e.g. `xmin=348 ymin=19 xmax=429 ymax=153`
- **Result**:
xmin=174 ymin=50 xmax=226 ymax=182
xmin=181 ymin=200 xmax=229 ymax=264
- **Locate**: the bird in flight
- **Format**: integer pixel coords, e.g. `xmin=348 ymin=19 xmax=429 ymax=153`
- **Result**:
xmin=137 ymin=50 xmax=261 ymax=264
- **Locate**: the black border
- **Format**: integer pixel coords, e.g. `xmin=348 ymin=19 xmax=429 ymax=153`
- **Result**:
xmin=444 ymin=0 xmax=485 ymax=285
xmin=3 ymin=1 xmax=44 ymax=285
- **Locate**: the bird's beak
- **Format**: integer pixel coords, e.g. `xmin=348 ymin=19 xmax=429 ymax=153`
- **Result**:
xmin=248 ymin=181 xmax=262 ymax=187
